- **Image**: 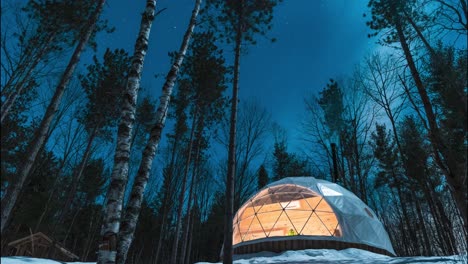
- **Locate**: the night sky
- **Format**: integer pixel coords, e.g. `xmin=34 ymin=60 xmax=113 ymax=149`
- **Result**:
xmin=98 ymin=0 xmax=377 ymax=152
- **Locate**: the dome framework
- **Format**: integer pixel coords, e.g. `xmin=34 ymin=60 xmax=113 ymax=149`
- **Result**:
xmin=232 ymin=177 xmax=395 ymax=256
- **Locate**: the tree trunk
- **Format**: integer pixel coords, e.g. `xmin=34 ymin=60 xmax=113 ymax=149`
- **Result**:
xmin=184 ymin=210 xmax=196 ymax=264
xmin=0 ymin=33 xmax=56 ymax=123
xmin=224 ymin=2 xmax=243 ymax=263
xmin=181 ymin=129 xmax=202 ymax=263
xmin=112 ymin=2 xmax=201 ymax=263
xmin=420 ymin=182 xmax=450 ymax=254
xmin=403 ymin=12 xmax=435 ymax=56
xmin=154 ymin=138 xmax=179 ymax=264
xmin=413 ymin=195 xmax=431 ymax=255
xmin=345 ymin=156 xmax=356 ymax=194
xmin=395 ymin=19 xmax=467 ymax=230
xmin=331 ymin=143 xmax=339 ymax=183
xmin=389 ymin=189 xmax=409 ymax=255
xmin=339 ymin=136 xmax=347 ymax=188
xmin=56 ymin=125 xmax=98 ymax=228
xmin=153 ymin=188 xmax=171 ymax=264
xmin=389 ymin=170 xmax=417 ymax=256
xmin=98 ymin=1 xmax=156 ymax=263
xmin=82 ymin=211 xmax=96 ymax=260
xmin=34 ymin=157 xmax=68 ymax=232
xmin=35 ymin=122 xmax=84 ymax=232
xmin=170 ymin=109 xmax=198 ymax=264
xmin=62 ymin=206 xmax=81 ymax=245
xmin=429 ymin=181 xmax=459 ymax=254
xmin=0 ymin=0 xmax=105 ymax=234
xmin=1 ymin=29 xmax=51 ymax=97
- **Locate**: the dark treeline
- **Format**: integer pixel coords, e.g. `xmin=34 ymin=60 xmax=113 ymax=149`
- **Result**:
xmin=0 ymin=0 xmax=466 ymax=263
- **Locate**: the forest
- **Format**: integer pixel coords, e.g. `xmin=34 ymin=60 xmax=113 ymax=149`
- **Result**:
xmin=0 ymin=0 xmax=466 ymax=264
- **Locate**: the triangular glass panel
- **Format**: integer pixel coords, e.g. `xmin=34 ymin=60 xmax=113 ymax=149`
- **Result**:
xmin=257 ymin=210 xmax=283 ymax=237
xmin=270 ymin=210 xmax=297 ymax=237
xmin=250 ymin=188 xmax=274 ymax=207
xmin=252 ymin=191 xmax=280 ymax=215
xmin=284 ymin=209 xmax=313 ymax=235
xmin=239 ymin=215 xmax=255 ymax=242
xmin=233 ymin=221 xmax=242 ymax=245
xmin=301 ymin=213 xmax=331 ymax=236
xmin=279 ymin=199 xmax=293 ymax=209
xmin=315 ymin=199 xmax=334 ymax=213
xmin=269 ymin=184 xmax=292 ymax=194
xmin=243 ymin=214 xmax=266 ymax=242
xmin=319 ymin=184 xmax=343 ymax=196
xmin=303 ymin=196 xmax=323 ymax=211
xmin=256 ymin=198 xmax=283 ymax=214
xmin=300 ymin=192 xmax=316 ymax=200
xmin=238 ymin=200 xmax=256 ymax=221
xmin=315 ymin=211 xmax=339 ymax=235
xmin=332 ymin=222 xmax=342 ymax=237
xmin=286 ymin=192 xmax=312 ymax=211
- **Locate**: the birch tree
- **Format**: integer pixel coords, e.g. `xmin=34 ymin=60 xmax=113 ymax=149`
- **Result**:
xmin=97 ymin=1 xmax=157 ymax=262
xmin=112 ymin=1 xmax=202 ymax=263
xmin=0 ymin=0 xmax=106 ymax=234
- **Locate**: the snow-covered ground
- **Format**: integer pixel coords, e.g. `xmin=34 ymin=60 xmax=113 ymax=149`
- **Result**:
xmin=1 ymin=249 xmax=466 ymax=264
xmin=197 ymin=249 xmax=466 ymax=264
xmin=0 ymin=256 xmax=90 ymax=264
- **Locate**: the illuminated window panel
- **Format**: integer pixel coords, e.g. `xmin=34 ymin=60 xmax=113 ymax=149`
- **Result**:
xmin=233 ymin=184 xmax=341 ymax=245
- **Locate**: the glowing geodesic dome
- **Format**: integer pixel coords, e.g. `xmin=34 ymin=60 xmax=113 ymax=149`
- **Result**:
xmin=232 ymin=177 xmax=395 ymax=256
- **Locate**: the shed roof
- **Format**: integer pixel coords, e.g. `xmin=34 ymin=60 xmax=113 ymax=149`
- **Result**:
xmin=8 ymin=232 xmax=79 ymax=260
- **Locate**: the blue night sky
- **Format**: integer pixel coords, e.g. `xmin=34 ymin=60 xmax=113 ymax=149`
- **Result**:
xmin=98 ymin=0 xmax=378 ymax=152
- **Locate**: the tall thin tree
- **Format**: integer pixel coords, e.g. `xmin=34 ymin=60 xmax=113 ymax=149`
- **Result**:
xmin=205 ymin=1 xmax=280 ymax=261
xmin=97 ymin=1 xmax=157 ymax=263
xmin=114 ymin=1 xmax=202 ymax=263
xmin=0 ymin=0 xmax=106 ymax=234
xmin=367 ymin=0 xmax=467 ymax=229
xmin=1 ymin=0 xmax=107 ymax=122
xmin=55 ymin=49 xmax=130 ymax=229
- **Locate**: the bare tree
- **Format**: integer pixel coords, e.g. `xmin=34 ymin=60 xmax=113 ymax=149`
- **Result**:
xmin=357 ymin=53 xmax=407 ymax=150
xmin=216 ymin=100 xmax=272 ymax=209
xmin=0 ymin=0 xmax=106 ymax=234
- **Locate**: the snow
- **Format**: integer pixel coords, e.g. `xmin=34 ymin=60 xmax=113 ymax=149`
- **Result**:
xmin=196 ymin=248 xmax=466 ymax=264
xmin=1 ymin=249 xmax=466 ymax=264
xmin=0 ymin=256 xmax=92 ymax=264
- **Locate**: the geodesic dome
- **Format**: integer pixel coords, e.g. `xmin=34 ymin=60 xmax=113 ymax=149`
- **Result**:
xmin=232 ymin=177 xmax=395 ymax=256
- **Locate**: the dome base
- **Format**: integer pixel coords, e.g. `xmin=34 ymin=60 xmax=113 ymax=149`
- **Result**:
xmin=233 ymin=238 xmax=396 ymax=257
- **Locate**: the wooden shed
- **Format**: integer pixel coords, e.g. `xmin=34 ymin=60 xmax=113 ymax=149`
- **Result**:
xmin=7 ymin=232 xmax=79 ymax=262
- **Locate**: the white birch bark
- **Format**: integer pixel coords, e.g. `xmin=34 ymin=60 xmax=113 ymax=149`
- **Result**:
xmin=0 ymin=0 xmax=106 ymax=234
xmin=115 ymin=1 xmax=202 ymax=263
xmin=97 ymin=1 xmax=157 ymax=263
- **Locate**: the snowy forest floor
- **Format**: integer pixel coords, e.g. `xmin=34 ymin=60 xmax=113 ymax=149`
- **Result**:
xmin=1 ymin=249 xmax=466 ymax=264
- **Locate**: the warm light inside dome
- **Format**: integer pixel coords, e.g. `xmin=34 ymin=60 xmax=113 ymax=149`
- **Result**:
xmin=233 ymin=184 xmax=341 ymax=245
